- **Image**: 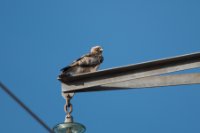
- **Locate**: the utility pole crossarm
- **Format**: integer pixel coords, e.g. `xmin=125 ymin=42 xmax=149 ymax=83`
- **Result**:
xmin=58 ymin=52 xmax=200 ymax=93
xmin=65 ymin=73 xmax=200 ymax=92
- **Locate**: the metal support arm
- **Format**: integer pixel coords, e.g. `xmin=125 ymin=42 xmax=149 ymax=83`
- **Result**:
xmin=59 ymin=52 xmax=200 ymax=93
xmin=63 ymin=73 xmax=200 ymax=92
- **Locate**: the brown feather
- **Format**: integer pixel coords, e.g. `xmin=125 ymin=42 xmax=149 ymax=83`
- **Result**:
xmin=60 ymin=46 xmax=103 ymax=76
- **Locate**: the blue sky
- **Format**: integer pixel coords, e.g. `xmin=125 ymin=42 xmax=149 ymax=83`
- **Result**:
xmin=0 ymin=0 xmax=200 ymax=133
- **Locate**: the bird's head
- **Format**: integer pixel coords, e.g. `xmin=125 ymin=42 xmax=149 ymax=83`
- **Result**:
xmin=90 ymin=46 xmax=103 ymax=54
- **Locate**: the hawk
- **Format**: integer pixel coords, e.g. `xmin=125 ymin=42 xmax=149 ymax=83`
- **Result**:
xmin=60 ymin=46 xmax=104 ymax=77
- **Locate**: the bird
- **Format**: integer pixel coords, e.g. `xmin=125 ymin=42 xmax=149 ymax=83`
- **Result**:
xmin=60 ymin=46 xmax=104 ymax=77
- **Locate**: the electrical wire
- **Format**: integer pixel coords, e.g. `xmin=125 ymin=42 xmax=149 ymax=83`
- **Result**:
xmin=0 ymin=81 xmax=53 ymax=133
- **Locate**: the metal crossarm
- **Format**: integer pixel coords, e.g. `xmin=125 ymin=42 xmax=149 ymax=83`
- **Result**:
xmin=58 ymin=52 xmax=200 ymax=93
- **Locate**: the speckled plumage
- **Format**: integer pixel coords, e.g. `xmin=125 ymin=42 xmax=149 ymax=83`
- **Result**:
xmin=60 ymin=46 xmax=104 ymax=76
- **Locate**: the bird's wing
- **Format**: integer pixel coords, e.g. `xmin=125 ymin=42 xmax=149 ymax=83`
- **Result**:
xmin=60 ymin=53 xmax=92 ymax=72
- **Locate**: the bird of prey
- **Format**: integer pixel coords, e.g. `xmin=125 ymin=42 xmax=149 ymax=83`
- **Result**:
xmin=60 ymin=46 xmax=104 ymax=77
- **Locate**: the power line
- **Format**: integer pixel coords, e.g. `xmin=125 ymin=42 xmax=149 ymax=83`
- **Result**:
xmin=0 ymin=81 xmax=53 ymax=133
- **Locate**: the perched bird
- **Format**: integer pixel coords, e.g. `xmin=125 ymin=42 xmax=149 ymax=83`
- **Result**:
xmin=60 ymin=46 xmax=104 ymax=77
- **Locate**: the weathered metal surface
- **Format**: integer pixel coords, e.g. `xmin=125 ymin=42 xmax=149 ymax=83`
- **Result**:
xmin=58 ymin=52 xmax=200 ymax=93
xmin=105 ymin=73 xmax=200 ymax=88
xmin=61 ymin=62 xmax=200 ymax=92
xmin=62 ymin=73 xmax=200 ymax=93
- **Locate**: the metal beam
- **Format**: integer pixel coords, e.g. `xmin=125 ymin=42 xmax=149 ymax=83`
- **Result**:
xmin=63 ymin=73 xmax=200 ymax=92
xmin=58 ymin=52 xmax=200 ymax=93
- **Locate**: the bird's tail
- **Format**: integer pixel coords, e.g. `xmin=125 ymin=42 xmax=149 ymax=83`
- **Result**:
xmin=59 ymin=66 xmax=72 ymax=78
xmin=60 ymin=66 xmax=71 ymax=72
